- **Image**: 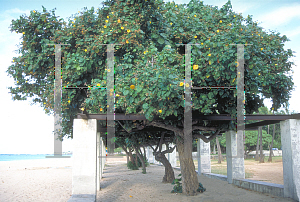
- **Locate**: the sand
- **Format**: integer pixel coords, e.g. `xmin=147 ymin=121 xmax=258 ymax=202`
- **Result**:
xmin=0 ymin=158 xmax=72 ymax=202
xmin=0 ymin=156 xmax=296 ymax=202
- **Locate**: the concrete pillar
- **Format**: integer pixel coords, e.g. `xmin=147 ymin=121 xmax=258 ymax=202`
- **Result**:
xmin=226 ymin=130 xmax=245 ymax=184
xmin=97 ymin=132 xmax=100 ymax=191
xmin=71 ymin=119 xmax=97 ymax=201
xmin=280 ymin=119 xmax=300 ymax=201
xmin=197 ymin=138 xmax=211 ymax=175
xmin=168 ymin=143 xmax=177 ymax=168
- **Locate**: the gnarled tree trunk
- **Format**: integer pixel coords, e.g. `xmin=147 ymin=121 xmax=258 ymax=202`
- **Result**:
xmin=154 ymin=152 xmax=175 ymax=183
xmin=176 ymin=135 xmax=199 ymax=196
xmin=135 ymin=146 xmax=146 ymax=174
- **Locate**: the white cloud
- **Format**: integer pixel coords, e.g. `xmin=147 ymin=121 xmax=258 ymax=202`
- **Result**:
xmin=3 ymin=8 xmax=30 ymax=15
xmin=284 ymin=26 xmax=300 ymax=38
xmin=259 ymin=4 xmax=300 ymax=28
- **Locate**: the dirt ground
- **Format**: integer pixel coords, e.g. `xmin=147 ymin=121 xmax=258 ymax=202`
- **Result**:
xmin=210 ymin=157 xmax=284 ymax=185
xmin=97 ymin=156 xmax=294 ymax=202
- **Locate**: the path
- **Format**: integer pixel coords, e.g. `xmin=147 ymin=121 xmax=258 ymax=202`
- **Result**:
xmin=96 ymin=157 xmax=296 ymax=202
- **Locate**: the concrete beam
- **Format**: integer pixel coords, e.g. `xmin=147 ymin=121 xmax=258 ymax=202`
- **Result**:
xmin=197 ymin=138 xmax=211 ymax=175
xmin=280 ymin=119 xmax=300 ymax=201
xmin=71 ymin=119 xmax=97 ymax=201
xmin=226 ymin=130 xmax=245 ymax=184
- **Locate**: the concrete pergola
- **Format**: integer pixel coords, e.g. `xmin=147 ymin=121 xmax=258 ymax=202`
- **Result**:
xmin=68 ymin=113 xmax=300 ymax=201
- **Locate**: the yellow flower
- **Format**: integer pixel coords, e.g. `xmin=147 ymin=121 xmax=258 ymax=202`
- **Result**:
xmin=112 ymin=12 xmax=114 ymax=14
xmin=130 ymin=85 xmax=135 ymax=89
xmin=209 ymin=61 xmax=211 ymax=65
xmin=33 ymin=10 xmax=36 ymax=13
xmin=73 ymin=25 xmax=75 ymax=27
xmin=258 ymin=73 xmax=261 ymax=76
xmin=206 ymin=75 xmax=210 ymax=78
xmin=85 ymin=49 xmax=87 ymax=52
xmin=220 ymin=20 xmax=222 ymax=23
xmin=100 ymin=108 xmax=103 ymax=111
xmin=101 ymin=31 xmax=104 ymax=33
xmin=97 ymin=83 xmax=100 ymax=86
xmin=159 ymin=110 xmax=162 ymax=113
xmin=234 ymin=15 xmax=236 ymax=17
xmin=150 ymin=21 xmax=151 ymax=24
xmin=217 ymin=30 xmax=219 ymax=33
xmin=104 ymin=25 xmax=107 ymax=28
xmin=126 ymin=40 xmax=129 ymax=43
xmin=193 ymin=65 xmax=198 ymax=70
xmin=179 ymin=82 xmax=184 ymax=86
xmin=170 ymin=22 xmax=172 ymax=25
xmin=144 ymin=51 xmax=147 ymax=54
xmin=275 ymin=64 xmax=278 ymax=66
xmin=121 ymin=26 xmax=124 ymax=30
xmin=13 ymin=60 xmax=14 ymax=62
xmin=194 ymin=15 xmax=197 ymax=17
xmin=201 ymin=43 xmax=203 ymax=45
xmin=105 ymin=20 xmax=108 ymax=23
xmin=81 ymin=108 xmax=84 ymax=111
xmin=116 ymin=94 xmax=120 ymax=97
xmin=261 ymin=48 xmax=263 ymax=51
xmin=118 ymin=19 xmax=121 ymax=23
xmin=186 ymin=83 xmax=189 ymax=87
xmin=175 ymin=5 xmax=177 ymax=7
xmin=70 ymin=32 xmax=72 ymax=35
xmin=127 ymin=29 xmax=130 ymax=33
xmin=107 ymin=16 xmax=109 ymax=18
xmin=68 ymin=100 xmax=71 ymax=103
xmin=194 ymin=36 xmax=197 ymax=38
xmin=208 ymin=53 xmax=211 ymax=56
xmin=22 ymin=32 xmax=25 ymax=34
xmin=158 ymin=7 xmax=159 ymax=9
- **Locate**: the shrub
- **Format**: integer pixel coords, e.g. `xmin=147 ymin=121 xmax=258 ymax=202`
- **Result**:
xmin=171 ymin=173 xmax=206 ymax=193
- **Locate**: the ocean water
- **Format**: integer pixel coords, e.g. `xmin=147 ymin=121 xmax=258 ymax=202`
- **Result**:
xmin=0 ymin=154 xmax=72 ymax=161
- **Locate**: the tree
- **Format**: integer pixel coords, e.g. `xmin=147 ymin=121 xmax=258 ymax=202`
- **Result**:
xmin=216 ymin=136 xmax=223 ymax=163
xmin=7 ymin=0 xmax=295 ymax=196
xmin=244 ymin=129 xmax=272 ymax=156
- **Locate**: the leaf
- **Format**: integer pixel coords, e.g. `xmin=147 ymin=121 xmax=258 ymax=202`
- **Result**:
xmin=157 ymin=37 xmax=164 ymax=44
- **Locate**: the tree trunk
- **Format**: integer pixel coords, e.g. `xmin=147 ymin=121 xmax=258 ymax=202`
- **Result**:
xmin=134 ymin=150 xmax=139 ymax=167
xmin=154 ymin=152 xmax=175 ymax=183
xmin=176 ymin=135 xmax=199 ymax=196
xmin=213 ymin=143 xmax=216 ymax=154
xmin=122 ymin=145 xmax=132 ymax=165
xmin=259 ymin=127 xmax=264 ymax=163
xmin=216 ymin=137 xmax=223 ymax=164
xmin=268 ymin=124 xmax=276 ymax=162
xmin=134 ymin=146 xmax=146 ymax=174
xmin=255 ymin=128 xmax=260 ymax=161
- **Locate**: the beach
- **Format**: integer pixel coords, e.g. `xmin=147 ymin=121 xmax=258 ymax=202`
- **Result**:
xmin=0 ymin=156 xmax=296 ymax=202
xmin=0 ymin=158 xmax=72 ymax=202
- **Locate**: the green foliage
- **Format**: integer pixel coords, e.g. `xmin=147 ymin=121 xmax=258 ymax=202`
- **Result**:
xmin=245 ymin=130 xmax=273 ymax=152
xmin=127 ymin=160 xmax=139 ymax=170
xmin=171 ymin=174 xmax=206 ymax=193
xmin=7 ymin=0 xmax=295 ymax=140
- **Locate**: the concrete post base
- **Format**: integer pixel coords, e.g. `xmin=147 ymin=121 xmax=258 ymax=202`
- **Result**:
xmin=226 ymin=130 xmax=245 ymax=184
xmin=71 ymin=119 xmax=97 ymax=201
xmin=280 ymin=119 xmax=300 ymax=201
xmin=197 ymin=138 xmax=211 ymax=175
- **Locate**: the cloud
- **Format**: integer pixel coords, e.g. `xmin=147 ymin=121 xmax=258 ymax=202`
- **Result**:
xmin=3 ymin=8 xmax=30 ymax=15
xmin=259 ymin=4 xmax=300 ymax=28
xmin=285 ymin=26 xmax=300 ymax=38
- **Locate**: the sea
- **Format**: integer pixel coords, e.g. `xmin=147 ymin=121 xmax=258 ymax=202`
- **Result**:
xmin=0 ymin=154 xmax=72 ymax=161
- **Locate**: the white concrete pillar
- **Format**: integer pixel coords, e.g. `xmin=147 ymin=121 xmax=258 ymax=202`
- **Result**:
xmin=168 ymin=143 xmax=177 ymax=168
xmin=226 ymin=130 xmax=245 ymax=184
xmin=197 ymin=138 xmax=211 ymax=175
xmin=280 ymin=119 xmax=300 ymax=201
xmin=97 ymin=132 xmax=100 ymax=191
xmin=71 ymin=119 xmax=97 ymax=200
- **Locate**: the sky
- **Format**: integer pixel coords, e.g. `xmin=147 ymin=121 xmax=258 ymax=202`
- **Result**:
xmin=0 ymin=0 xmax=299 ymax=154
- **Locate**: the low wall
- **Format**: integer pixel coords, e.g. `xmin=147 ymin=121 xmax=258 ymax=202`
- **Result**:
xmin=200 ymin=172 xmax=284 ymax=198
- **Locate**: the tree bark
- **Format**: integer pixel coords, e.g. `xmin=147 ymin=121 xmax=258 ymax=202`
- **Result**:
xmin=154 ymin=152 xmax=175 ymax=183
xmin=268 ymin=124 xmax=276 ymax=162
xmin=176 ymin=134 xmax=199 ymax=196
xmin=259 ymin=127 xmax=264 ymax=163
xmin=213 ymin=143 xmax=216 ymax=154
xmin=134 ymin=146 xmax=146 ymax=174
xmin=216 ymin=137 xmax=223 ymax=164
xmin=255 ymin=127 xmax=260 ymax=161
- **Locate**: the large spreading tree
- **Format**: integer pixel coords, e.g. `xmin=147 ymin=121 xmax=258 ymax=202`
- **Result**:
xmin=7 ymin=0 xmax=295 ymax=195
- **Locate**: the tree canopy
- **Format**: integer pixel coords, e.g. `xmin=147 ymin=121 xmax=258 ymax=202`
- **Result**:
xmin=7 ymin=0 xmax=295 ymax=195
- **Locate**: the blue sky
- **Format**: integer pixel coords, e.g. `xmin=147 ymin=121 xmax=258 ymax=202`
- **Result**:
xmin=0 ymin=0 xmax=299 ymax=154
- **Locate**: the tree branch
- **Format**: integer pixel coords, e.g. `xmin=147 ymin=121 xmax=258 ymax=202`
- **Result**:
xmin=193 ymin=126 xmax=217 ymax=131
xmin=193 ymin=130 xmax=221 ymax=143
xmin=161 ymin=145 xmax=176 ymax=155
xmin=148 ymin=121 xmax=183 ymax=135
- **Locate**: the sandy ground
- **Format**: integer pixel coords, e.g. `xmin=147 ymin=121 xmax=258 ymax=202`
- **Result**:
xmin=0 ymin=157 xmax=295 ymax=202
xmin=0 ymin=158 xmax=72 ymax=202
xmin=97 ymin=157 xmax=296 ymax=202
